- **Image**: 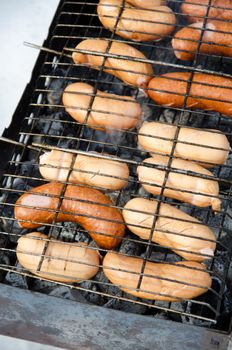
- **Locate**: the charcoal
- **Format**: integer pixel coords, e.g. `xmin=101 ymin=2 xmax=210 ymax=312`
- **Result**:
xmin=119 ymin=236 xmax=142 ymax=256
xmin=215 ymin=288 xmax=232 ymax=331
xmin=202 ymin=114 xmax=232 ymax=132
xmin=74 ymin=228 xmax=92 ymax=244
xmin=79 ymin=280 xmax=104 ymax=305
xmin=81 ymin=127 xmax=138 ymax=158
xmin=57 ymin=135 xmax=78 ymax=149
xmin=35 ymin=112 xmax=64 ymax=136
xmin=19 ymin=160 xmax=40 ymax=178
xmin=1 ymin=220 xmax=25 ymax=243
xmin=137 ymin=186 xmax=150 ymax=198
xmin=0 ymin=178 xmax=31 ymax=238
xmin=96 ymin=72 xmax=135 ymax=97
xmin=47 ymin=78 xmax=66 ymax=107
xmin=1 ymin=202 xmax=18 ymax=226
xmin=103 ymin=294 xmax=148 ymax=315
xmin=8 ymin=229 xmax=27 ymax=244
xmin=5 ymin=264 xmax=28 ymax=289
xmin=221 ymin=288 xmax=232 ymax=315
xmin=0 ymin=252 xmax=10 ymax=267
xmin=178 ymin=202 xmax=232 ymax=239
xmin=154 ymin=300 xmax=170 ymax=309
xmin=115 ymin=189 xmax=135 ymax=208
xmin=107 ymin=191 xmax=120 ymax=205
xmin=12 ymin=177 xmax=31 ymax=191
xmin=159 ymin=109 xmax=176 ymax=124
xmin=18 ymin=161 xmax=42 ymax=187
xmin=201 ymin=114 xmax=222 ymax=129
xmin=168 ymin=301 xmax=189 ymax=323
xmin=149 ymin=251 xmax=181 ymax=264
xmin=215 ymin=154 xmax=232 ymax=187
xmin=159 ymin=110 xmax=206 ymax=128
xmin=0 ymin=230 xmax=7 ymax=247
xmin=123 ymin=176 xmax=139 ymax=193
xmin=171 ymin=301 xmax=214 ymax=327
xmin=154 ymin=312 xmax=170 ymax=320
xmin=211 ymin=251 xmax=231 ymax=279
xmin=134 ymin=91 xmax=154 ymax=124
xmin=180 ymin=111 xmax=205 ymax=128
xmin=220 ymin=231 xmax=232 ymax=255
xmin=32 ymin=279 xmax=57 ymax=293
xmin=95 ymin=270 xmax=120 ymax=296
xmin=49 ymin=286 xmax=88 ymax=304
xmin=51 ymin=222 xmax=91 ymax=244
xmin=165 ymin=253 xmax=182 ymax=263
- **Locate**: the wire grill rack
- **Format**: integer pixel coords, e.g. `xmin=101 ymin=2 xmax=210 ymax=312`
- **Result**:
xmin=0 ymin=0 xmax=232 ymax=331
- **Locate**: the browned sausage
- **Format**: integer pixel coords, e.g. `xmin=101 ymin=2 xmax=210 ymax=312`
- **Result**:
xmin=14 ymin=183 xmax=125 ymax=249
xmin=103 ymin=252 xmax=212 ymax=301
xmin=148 ymin=72 xmax=232 ymax=118
xmin=181 ymin=0 xmax=232 ymax=23
xmin=172 ymin=20 xmax=232 ymax=61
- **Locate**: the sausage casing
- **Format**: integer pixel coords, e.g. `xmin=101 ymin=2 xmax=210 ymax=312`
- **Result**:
xmin=72 ymin=39 xmax=153 ymax=87
xmin=172 ymin=21 xmax=232 ymax=61
xmin=181 ymin=0 xmax=232 ymax=23
xmin=138 ymin=121 xmax=229 ymax=167
xmin=137 ymin=155 xmax=221 ymax=211
xmin=63 ymin=82 xmax=142 ymax=130
xmin=39 ymin=150 xmax=129 ymax=190
xmin=103 ymin=252 xmax=212 ymax=301
xmin=98 ymin=0 xmax=176 ymax=42
xmin=148 ymin=72 xmax=232 ymax=118
xmin=14 ymin=183 xmax=125 ymax=249
xmin=123 ymin=197 xmax=216 ymax=261
xmin=17 ymin=232 xmax=99 ymax=283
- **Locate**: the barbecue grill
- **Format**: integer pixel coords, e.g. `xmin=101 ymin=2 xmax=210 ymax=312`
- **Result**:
xmin=0 ymin=0 xmax=232 ymax=349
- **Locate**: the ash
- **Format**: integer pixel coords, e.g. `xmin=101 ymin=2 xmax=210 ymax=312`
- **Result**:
xmin=5 ymin=264 xmax=28 ymax=289
xmin=51 ymin=222 xmax=91 ymax=244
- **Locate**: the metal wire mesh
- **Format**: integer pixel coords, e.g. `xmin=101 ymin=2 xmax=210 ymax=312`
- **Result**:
xmin=0 ymin=0 xmax=232 ymax=331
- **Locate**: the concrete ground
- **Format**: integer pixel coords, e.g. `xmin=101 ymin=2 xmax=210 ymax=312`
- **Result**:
xmin=0 ymin=0 xmax=59 ymax=135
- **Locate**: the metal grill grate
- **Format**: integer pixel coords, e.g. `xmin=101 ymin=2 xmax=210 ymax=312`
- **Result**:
xmin=0 ymin=0 xmax=232 ymax=332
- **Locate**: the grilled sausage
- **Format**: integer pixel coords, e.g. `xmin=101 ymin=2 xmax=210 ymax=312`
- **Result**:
xmin=72 ymin=39 xmax=153 ymax=87
xmin=138 ymin=122 xmax=229 ymax=167
xmin=148 ymin=72 xmax=232 ymax=118
xmin=123 ymin=198 xmax=216 ymax=261
xmin=181 ymin=0 xmax=232 ymax=23
xmin=39 ymin=150 xmax=129 ymax=190
xmin=17 ymin=232 xmax=99 ymax=283
xmin=98 ymin=0 xmax=176 ymax=42
xmin=63 ymin=82 xmax=142 ymax=131
xmin=103 ymin=252 xmax=212 ymax=301
xmin=137 ymin=155 xmax=221 ymax=211
xmin=14 ymin=183 xmax=125 ymax=249
xmin=172 ymin=21 xmax=232 ymax=61
xmin=127 ymin=0 xmax=166 ymax=9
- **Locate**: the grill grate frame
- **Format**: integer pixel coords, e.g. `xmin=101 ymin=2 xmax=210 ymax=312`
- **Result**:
xmin=0 ymin=0 xmax=232 ymax=332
